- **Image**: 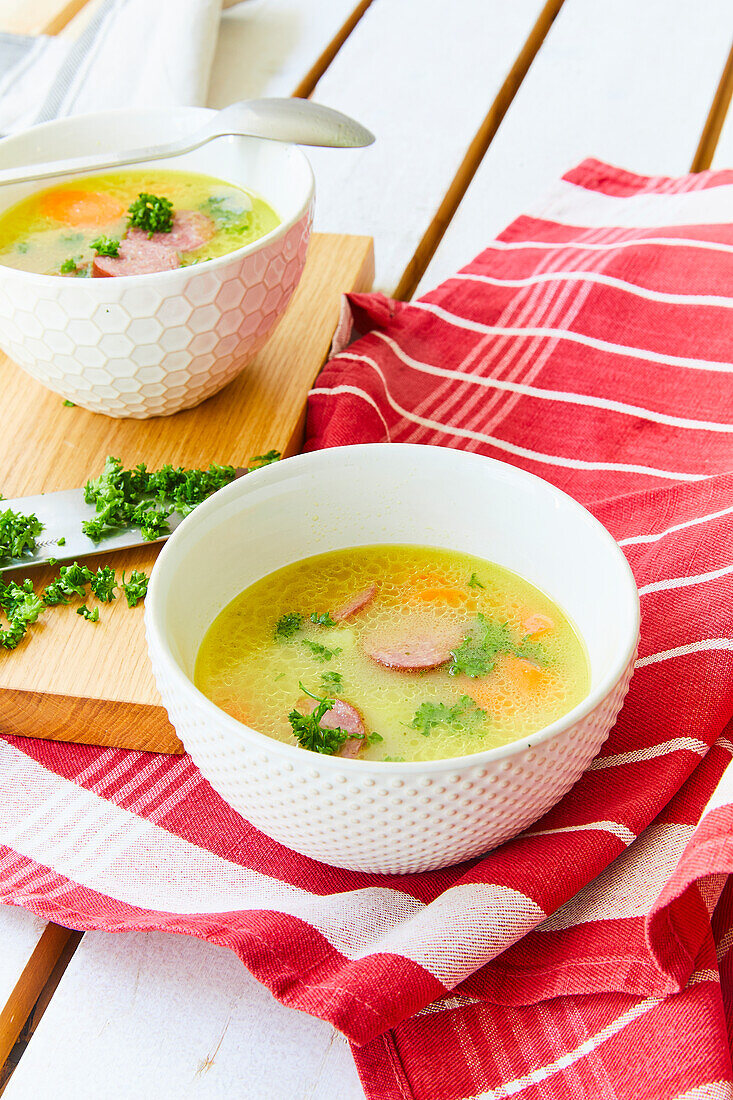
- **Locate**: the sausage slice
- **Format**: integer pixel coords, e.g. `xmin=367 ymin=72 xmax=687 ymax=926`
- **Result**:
xmin=332 ymin=584 xmax=376 ymax=622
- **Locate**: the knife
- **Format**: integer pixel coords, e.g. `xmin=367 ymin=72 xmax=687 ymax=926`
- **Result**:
xmin=0 ymin=467 xmax=248 ymax=573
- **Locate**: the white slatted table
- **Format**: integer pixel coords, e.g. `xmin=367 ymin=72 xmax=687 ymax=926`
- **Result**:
xmin=1 ymin=0 xmax=732 ymax=1096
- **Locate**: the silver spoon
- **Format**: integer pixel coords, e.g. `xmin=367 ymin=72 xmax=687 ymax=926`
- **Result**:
xmin=0 ymin=98 xmax=375 ymax=188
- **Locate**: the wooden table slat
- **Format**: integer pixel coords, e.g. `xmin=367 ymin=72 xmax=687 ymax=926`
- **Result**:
xmin=303 ymin=0 xmax=551 ymax=294
xmin=417 ymin=0 xmax=733 ymax=296
xmin=1 ymin=931 xmax=365 ymax=1100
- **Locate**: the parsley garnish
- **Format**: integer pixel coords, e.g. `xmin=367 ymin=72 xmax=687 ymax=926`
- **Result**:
xmin=302 ymin=638 xmax=341 ymax=662
xmin=57 ymin=537 xmax=66 ymax=545
xmin=467 ymin=572 xmax=484 ymax=589
xmin=120 ymin=570 xmax=149 ymax=608
xmin=410 ymin=695 xmax=485 ymax=736
xmin=62 ymin=400 xmax=75 ymax=408
xmin=76 ymin=604 xmax=99 ymax=622
xmin=513 ymin=635 xmax=548 ymax=666
xmin=448 ymin=615 xmax=514 ymax=678
xmin=16 ymin=241 xmax=29 ymax=254
xmin=248 ymin=450 xmax=282 ymax=469
xmin=90 ymin=565 xmax=116 ymax=603
xmin=383 ymin=754 xmax=406 ymax=762
xmin=274 ymin=612 xmax=303 ymax=640
xmin=127 ymin=192 xmax=174 ymax=237
xmin=0 ymin=508 xmax=43 ymax=563
xmin=310 ymin=611 xmax=336 ymax=627
xmin=288 ymin=682 xmax=351 ymax=755
xmin=60 ymin=256 xmax=81 ymax=275
xmin=320 ymin=670 xmax=343 ymax=695
xmin=81 ymin=456 xmax=237 ymax=543
xmin=0 ymin=579 xmax=43 ymax=650
xmin=201 ymin=195 xmax=251 ymax=235
xmin=90 ymin=236 xmax=120 ymax=258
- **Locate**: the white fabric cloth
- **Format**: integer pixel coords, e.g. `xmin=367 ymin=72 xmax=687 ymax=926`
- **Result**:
xmin=0 ymin=0 xmax=223 ymax=134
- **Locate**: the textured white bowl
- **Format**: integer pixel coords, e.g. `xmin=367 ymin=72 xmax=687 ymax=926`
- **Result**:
xmin=0 ymin=107 xmax=314 ymax=418
xmin=145 ymin=444 xmax=640 ymax=873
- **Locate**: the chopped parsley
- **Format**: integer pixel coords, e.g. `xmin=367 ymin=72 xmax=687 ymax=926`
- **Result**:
xmin=288 ymin=683 xmax=350 ymax=755
xmin=274 ymin=612 xmax=303 ymax=640
xmin=368 ymin=732 xmax=383 ymax=743
xmin=16 ymin=241 xmax=29 ymax=254
xmin=448 ymin=615 xmax=515 ymax=678
xmin=0 ymin=508 xmax=43 ymax=563
xmin=120 ymin=570 xmax=149 ymax=608
xmin=0 ymin=578 xmax=43 ymax=650
xmin=383 ymin=755 xmax=406 ymax=762
xmin=320 ymin=670 xmax=343 ymax=695
xmin=201 ymin=195 xmax=251 ymax=235
xmin=76 ymin=604 xmax=99 ymax=622
xmin=42 ymin=562 xmax=93 ymax=605
xmin=90 ymin=565 xmax=116 ymax=603
xmin=90 ymin=235 xmax=120 ymax=258
xmin=410 ymin=695 xmax=485 ymax=737
xmin=302 ymin=638 xmax=341 ymax=662
xmin=82 ymin=456 xmax=237 ymax=542
xmin=248 ymin=450 xmax=282 ymax=469
xmin=448 ymin=614 xmax=548 ymax=677
xmin=62 ymin=401 xmax=75 ymax=408
xmin=57 ymin=537 xmax=66 ymax=545
xmin=310 ymin=611 xmax=336 ymax=627
xmin=467 ymin=572 xmax=484 ymax=589
xmin=60 ymin=256 xmax=81 ymax=275
xmin=127 ymin=192 xmax=174 ymax=236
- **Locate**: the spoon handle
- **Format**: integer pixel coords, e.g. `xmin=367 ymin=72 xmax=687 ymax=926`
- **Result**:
xmin=0 ymin=136 xmax=205 ymax=187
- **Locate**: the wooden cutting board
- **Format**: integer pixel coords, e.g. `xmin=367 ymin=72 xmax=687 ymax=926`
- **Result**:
xmin=0 ymin=232 xmax=374 ymax=754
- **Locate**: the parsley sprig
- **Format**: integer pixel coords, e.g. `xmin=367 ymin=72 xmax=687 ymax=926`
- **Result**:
xmin=90 ymin=236 xmax=120 ymax=258
xmin=82 ymin=456 xmax=237 ymax=543
xmin=302 ymin=638 xmax=341 ymax=662
xmin=410 ymin=695 xmax=485 ymax=737
xmin=120 ymin=570 xmax=149 ymax=608
xmin=288 ymin=683 xmax=351 ymax=755
xmin=448 ymin=614 xmax=547 ymax=678
xmin=0 ymin=579 xmax=43 ymax=650
xmin=127 ymin=192 xmax=174 ymax=237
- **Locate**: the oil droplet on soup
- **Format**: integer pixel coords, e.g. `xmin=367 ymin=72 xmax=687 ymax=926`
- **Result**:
xmin=194 ymin=546 xmax=591 ymax=763
xmin=0 ymin=168 xmax=279 ymax=276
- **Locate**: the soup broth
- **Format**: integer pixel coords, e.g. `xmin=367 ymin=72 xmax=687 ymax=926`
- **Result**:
xmin=195 ymin=546 xmax=590 ymax=763
xmin=0 ymin=169 xmax=279 ymax=277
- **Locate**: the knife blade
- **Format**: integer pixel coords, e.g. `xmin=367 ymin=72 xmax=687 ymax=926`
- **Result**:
xmin=0 ymin=468 xmax=247 ymax=573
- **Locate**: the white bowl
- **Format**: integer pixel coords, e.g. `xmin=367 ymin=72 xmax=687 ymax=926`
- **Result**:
xmin=0 ymin=107 xmax=314 ymax=418
xmin=145 ymin=444 xmax=640 ymax=873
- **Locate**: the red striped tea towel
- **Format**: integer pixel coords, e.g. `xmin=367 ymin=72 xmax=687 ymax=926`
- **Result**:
xmin=3 ymin=159 xmax=733 ymax=1099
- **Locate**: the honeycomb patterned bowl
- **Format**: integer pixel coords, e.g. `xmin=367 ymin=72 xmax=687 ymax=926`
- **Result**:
xmin=0 ymin=107 xmax=314 ymax=418
xmin=145 ymin=444 xmax=640 ymax=874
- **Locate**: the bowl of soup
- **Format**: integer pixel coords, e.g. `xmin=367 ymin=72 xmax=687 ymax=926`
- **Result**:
xmin=145 ymin=443 xmax=640 ymax=873
xmin=0 ymin=107 xmax=313 ymax=417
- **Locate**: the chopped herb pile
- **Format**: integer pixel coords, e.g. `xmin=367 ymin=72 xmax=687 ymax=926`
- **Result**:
xmin=302 ymin=638 xmax=341 ymax=662
xmin=448 ymin=613 xmax=547 ymax=677
xmin=248 ymin=450 xmax=282 ymax=469
xmin=467 ymin=572 xmax=484 ymax=589
xmin=0 ymin=508 xmax=43 ymax=563
xmin=90 ymin=236 xmax=120 ymax=258
xmin=127 ymin=192 xmax=174 ymax=237
xmin=310 ymin=611 xmax=336 ymax=627
xmin=76 ymin=605 xmax=99 ymax=622
xmin=410 ymin=694 xmax=485 ymax=737
xmin=274 ymin=612 xmax=303 ymax=640
xmin=0 ymin=578 xmax=43 ymax=650
xmin=82 ymin=456 xmax=237 ymax=542
xmin=288 ymin=683 xmax=351 ymax=755
xmin=120 ymin=570 xmax=149 ymax=608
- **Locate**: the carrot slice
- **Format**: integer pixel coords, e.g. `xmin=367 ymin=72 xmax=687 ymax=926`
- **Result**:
xmin=40 ymin=190 xmax=125 ymax=227
xmin=521 ymin=612 xmax=555 ymax=638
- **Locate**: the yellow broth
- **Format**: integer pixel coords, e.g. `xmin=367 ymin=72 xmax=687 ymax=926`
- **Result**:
xmin=195 ymin=546 xmax=590 ymax=763
xmin=0 ymin=169 xmax=279 ymax=275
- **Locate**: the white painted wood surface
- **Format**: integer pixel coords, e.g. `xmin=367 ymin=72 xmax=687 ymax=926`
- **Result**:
xmin=304 ymin=0 xmax=548 ymax=293
xmin=2 ymin=931 xmax=364 ymax=1100
xmin=208 ymin=0 xmax=363 ymax=105
xmin=0 ymin=906 xmax=47 ymax=1008
xmin=417 ymin=0 xmax=733 ymax=295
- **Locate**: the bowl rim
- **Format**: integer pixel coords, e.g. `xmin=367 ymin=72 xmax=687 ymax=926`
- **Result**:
xmin=145 ymin=443 xmax=641 ymax=774
xmin=0 ymin=106 xmax=315 ymax=287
